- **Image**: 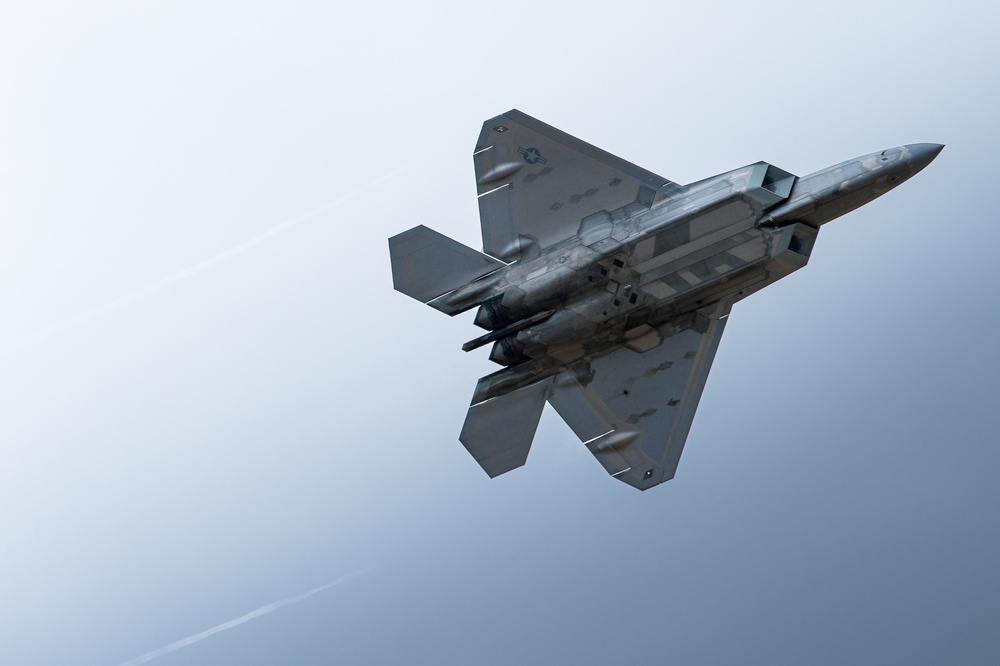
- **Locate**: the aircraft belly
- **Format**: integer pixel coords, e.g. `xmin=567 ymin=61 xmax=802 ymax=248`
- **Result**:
xmin=390 ymin=108 xmax=942 ymax=490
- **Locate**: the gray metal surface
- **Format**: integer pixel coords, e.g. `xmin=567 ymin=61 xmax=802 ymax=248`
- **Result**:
xmin=389 ymin=225 xmax=505 ymax=303
xmin=548 ymin=300 xmax=731 ymax=490
xmin=459 ymin=378 xmax=553 ymax=478
xmin=474 ymin=110 xmax=678 ymax=262
xmin=389 ymin=110 xmax=943 ymax=490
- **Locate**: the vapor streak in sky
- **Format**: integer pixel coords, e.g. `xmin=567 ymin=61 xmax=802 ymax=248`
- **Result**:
xmin=118 ymin=568 xmax=373 ymax=666
xmin=1 ymin=169 xmax=402 ymax=357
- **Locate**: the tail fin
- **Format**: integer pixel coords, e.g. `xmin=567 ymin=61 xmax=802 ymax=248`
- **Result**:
xmin=389 ymin=225 xmax=505 ymax=306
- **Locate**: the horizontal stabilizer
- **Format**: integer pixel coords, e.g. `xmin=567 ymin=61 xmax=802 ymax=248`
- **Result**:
xmin=389 ymin=225 xmax=505 ymax=304
xmin=459 ymin=377 xmax=553 ymax=478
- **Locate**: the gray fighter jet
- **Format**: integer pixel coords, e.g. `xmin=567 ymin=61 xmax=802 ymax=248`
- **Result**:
xmin=389 ymin=110 xmax=942 ymax=490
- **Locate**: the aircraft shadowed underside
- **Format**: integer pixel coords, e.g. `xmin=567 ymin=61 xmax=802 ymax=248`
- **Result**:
xmin=390 ymin=110 xmax=942 ymax=490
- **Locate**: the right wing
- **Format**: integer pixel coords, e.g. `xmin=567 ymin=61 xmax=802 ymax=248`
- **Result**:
xmin=474 ymin=110 xmax=678 ymax=262
xmin=547 ymin=302 xmax=731 ymax=490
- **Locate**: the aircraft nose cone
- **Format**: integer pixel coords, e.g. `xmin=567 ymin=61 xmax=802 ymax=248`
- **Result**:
xmin=905 ymin=143 xmax=945 ymax=170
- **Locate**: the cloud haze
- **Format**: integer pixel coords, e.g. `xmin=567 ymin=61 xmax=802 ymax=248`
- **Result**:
xmin=0 ymin=170 xmax=402 ymax=357
xmin=119 ymin=569 xmax=372 ymax=666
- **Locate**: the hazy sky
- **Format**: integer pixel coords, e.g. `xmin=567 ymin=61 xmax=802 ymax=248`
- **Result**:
xmin=1 ymin=2 xmax=998 ymax=664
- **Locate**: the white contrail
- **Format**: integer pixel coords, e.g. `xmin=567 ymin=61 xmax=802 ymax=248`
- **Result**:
xmin=0 ymin=169 xmax=403 ymax=357
xmin=118 ymin=567 xmax=374 ymax=666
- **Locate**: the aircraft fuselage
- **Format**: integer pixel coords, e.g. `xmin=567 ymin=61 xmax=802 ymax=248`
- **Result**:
xmin=388 ymin=109 xmax=941 ymax=489
xmin=440 ymin=144 xmax=941 ymax=402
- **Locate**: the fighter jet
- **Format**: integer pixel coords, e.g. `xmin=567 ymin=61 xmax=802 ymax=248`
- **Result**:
xmin=389 ymin=110 xmax=942 ymax=490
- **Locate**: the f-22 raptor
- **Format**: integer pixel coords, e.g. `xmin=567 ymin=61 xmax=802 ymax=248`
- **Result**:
xmin=390 ymin=110 xmax=942 ymax=490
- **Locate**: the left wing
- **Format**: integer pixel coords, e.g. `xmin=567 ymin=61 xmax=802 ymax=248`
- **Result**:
xmin=547 ymin=302 xmax=731 ymax=490
xmin=474 ymin=110 xmax=678 ymax=262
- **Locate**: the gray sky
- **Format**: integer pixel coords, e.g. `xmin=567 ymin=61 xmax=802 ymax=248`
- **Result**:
xmin=1 ymin=2 xmax=998 ymax=664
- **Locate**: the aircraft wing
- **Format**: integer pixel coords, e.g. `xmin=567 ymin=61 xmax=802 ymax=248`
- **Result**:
xmin=474 ymin=109 xmax=678 ymax=263
xmin=547 ymin=302 xmax=731 ymax=490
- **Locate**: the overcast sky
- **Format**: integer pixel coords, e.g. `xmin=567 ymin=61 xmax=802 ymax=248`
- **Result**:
xmin=1 ymin=2 xmax=998 ymax=664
